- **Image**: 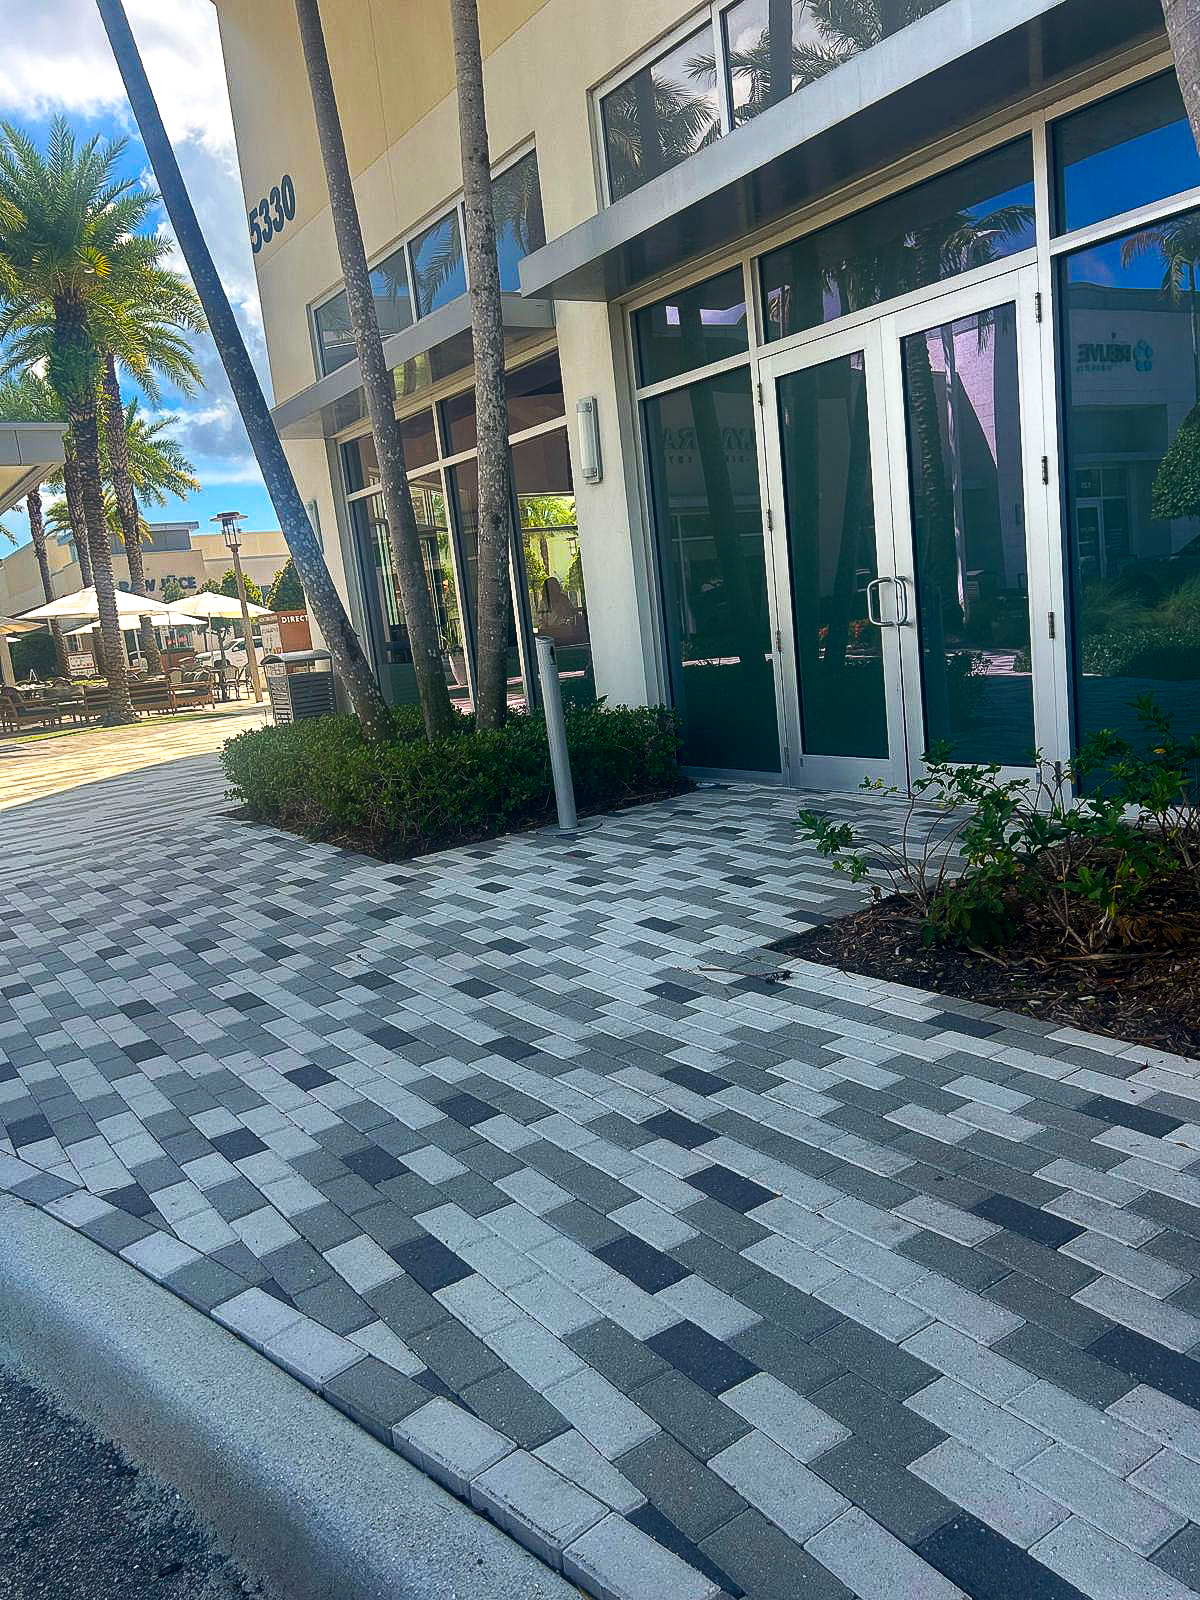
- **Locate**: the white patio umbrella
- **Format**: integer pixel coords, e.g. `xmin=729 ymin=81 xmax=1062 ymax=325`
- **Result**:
xmin=164 ymin=592 xmax=274 ymax=621
xmin=19 ymin=585 xmax=185 ymax=623
xmin=0 ymin=615 xmax=43 ymax=688
xmin=63 ymin=615 xmax=204 ymax=637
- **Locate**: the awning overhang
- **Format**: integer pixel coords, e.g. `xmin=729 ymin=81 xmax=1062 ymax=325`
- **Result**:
xmin=519 ymin=0 xmax=1167 ymax=305
xmin=0 ymin=423 xmax=66 ymax=515
xmin=272 ymin=293 xmax=557 ymax=440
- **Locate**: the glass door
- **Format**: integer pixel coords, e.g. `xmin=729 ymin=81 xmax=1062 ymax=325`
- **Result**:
xmin=884 ymin=267 xmax=1055 ymax=781
xmin=760 ymin=321 xmax=910 ymax=789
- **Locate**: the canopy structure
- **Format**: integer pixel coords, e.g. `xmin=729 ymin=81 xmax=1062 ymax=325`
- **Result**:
xmin=63 ymin=615 xmax=203 ymax=638
xmin=164 ymin=593 xmax=273 ymax=620
xmin=0 ymin=614 xmax=44 ymax=689
xmin=19 ymin=586 xmax=185 ymax=623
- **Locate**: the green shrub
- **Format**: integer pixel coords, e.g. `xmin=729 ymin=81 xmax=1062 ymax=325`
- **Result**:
xmin=222 ymin=701 xmax=684 ymax=856
xmin=798 ymin=698 xmax=1200 ymax=956
xmin=1081 ymin=627 xmax=1200 ymax=680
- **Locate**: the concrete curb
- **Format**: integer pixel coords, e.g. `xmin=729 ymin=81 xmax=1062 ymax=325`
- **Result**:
xmin=0 ymin=1194 xmax=575 ymax=1600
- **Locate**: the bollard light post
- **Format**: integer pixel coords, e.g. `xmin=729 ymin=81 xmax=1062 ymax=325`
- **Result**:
xmin=533 ymin=634 xmax=577 ymax=833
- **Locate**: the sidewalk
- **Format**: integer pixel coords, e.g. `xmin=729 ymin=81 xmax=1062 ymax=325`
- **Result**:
xmin=2 ymin=757 xmax=1200 ymax=1600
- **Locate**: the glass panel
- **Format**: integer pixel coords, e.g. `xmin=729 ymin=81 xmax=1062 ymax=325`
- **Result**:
xmin=634 ymin=267 xmax=749 ymax=388
xmin=313 ymin=246 xmax=413 ymax=375
xmin=442 ymin=389 xmax=476 ymax=456
xmin=1061 ymin=214 xmax=1200 ymax=748
xmin=643 ymin=368 xmax=780 ymax=771
xmin=411 ymin=209 xmax=466 ymax=317
xmin=400 ymin=408 xmax=438 ymax=470
xmin=761 ymin=140 xmax=1035 ymax=343
xmin=353 ymin=485 xmax=470 ymax=709
xmin=903 ymin=305 xmax=1034 ymax=765
xmin=777 ymin=353 xmax=887 ymax=760
xmin=721 ymin=0 xmax=952 ymax=128
xmin=512 ymin=430 xmax=594 ymax=706
xmin=448 ymin=462 xmax=526 ymax=707
xmin=493 ymin=151 xmax=546 ymax=292
xmin=506 ymin=353 xmax=565 ymax=432
xmin=600 ymin=24 xmax=721 ymax=202
xmin=1054 ymin=73 xmax=1200 ymax=237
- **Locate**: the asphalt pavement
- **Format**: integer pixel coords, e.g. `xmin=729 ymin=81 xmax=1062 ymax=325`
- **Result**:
xmin=0 ymin=1368 xmax=275 ymax=1600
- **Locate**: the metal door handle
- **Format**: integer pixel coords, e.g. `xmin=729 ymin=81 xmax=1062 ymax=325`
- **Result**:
xmin=866 ymin=576 xmax=897 ymax=626
xmin=894 ymin=576 xmax=912 ymax=625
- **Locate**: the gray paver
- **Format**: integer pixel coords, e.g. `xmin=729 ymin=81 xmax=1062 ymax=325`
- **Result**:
xmin=710 ymin=1430 xmax=848 ymax=1542
xmin=564 ymin=1512 xmax=721 ymax=1600
xmin=805 ymin=1507 xmax=967 ymax=1599
xmin=393 ymin=1396 xmax=514 ymax=1496
xmin=471 ymin=1451 xmax=605 ymax=1569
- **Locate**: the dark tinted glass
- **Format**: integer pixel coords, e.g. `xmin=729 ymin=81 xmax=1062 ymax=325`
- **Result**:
xmin=507 ymin=353 xmax=565 ymax=432
xmin=1061 ymin=214 xmax=1200 ymax=748
xmin=442 ymin=389 xmax=476 ymax=456
xmin=411 ymin=209 xmax=466 ymax=317
xmin=634 ymin=267 xmax=749 ymax=387
xmin=512 ymin=429 xmax=594 ymax=705
xmin=400 ymin=408 xmax=438 ymax=469
xmin=494 ymin=152 xmax=546 ymax=292
xmin=721 ymin=0 xmax=952 ymax=128
xmin=643 ymin=368 xmax=780 ymax=771
xmin=1055 ymin=74 xmax=1200 ymax=236
xmin=761 ymin=141 xmax=1035 ymax=342
xmin=314 ymin=246 xmax=413 ymax=375
xmin=448 ymin=462 xmax=525 ymax=705
xmin=600 ymin=25 xmax=721 ymax=202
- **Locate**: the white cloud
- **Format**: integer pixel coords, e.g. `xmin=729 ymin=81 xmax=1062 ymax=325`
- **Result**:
xmin=0 ymin=0 xmax=273 ymax=493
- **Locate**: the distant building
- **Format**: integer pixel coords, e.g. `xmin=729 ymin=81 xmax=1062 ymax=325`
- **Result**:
xmin=0 ymin=520 xmax=291 ymax=615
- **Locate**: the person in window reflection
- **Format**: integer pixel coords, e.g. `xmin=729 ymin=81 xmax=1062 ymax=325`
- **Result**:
xmin=535 ymin=574 xmax=586 ymax=645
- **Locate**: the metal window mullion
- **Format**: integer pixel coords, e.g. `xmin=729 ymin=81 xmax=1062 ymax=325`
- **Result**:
xmin=634 ymin=349 xmax=753 ymax=403
xmin=1048 ymin=183 xmax=1200 ymax=258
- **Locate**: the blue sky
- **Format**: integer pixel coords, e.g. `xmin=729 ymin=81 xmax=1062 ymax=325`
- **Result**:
xmin=0 ymin=0 xmax=275 ymax=551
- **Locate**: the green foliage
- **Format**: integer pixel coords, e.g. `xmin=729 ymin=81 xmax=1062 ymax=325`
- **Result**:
xmin=10 ymin=630 xmax=56 ymax=679
xmin=159 ymin=576 xmax=186 ymax=604
xmin=797 ymin=700 xmax=1200 ymax=956
xmin=222 ymin=703 xmax=684 ymax=857
xmin=1080 ymin=627 xmax=1200 ymax=681
xmin=1152 ymin=400 xmax=1200 ymax=521
xmin=266 ymin=558 xmax=305 ymax=611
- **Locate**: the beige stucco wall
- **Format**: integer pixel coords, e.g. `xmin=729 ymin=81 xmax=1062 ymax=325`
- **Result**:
xmin=212 ymin=0 xmax=697 ymax=708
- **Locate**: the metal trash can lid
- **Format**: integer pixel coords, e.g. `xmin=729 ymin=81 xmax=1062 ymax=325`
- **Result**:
xmin=263 ymin=649 xmax=332 ymax=665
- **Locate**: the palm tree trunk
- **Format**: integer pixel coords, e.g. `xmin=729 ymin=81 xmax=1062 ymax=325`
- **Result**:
xmin=96 ymin=0 xmax=391 ymax=741
xmin=1165 ymin=0 xmax=1200 ymax=151
xmin=101 ymin=354 xmax=161 ymax=673
xmin=62 ymin=441 xmax=93 ymax=587
xmin=450 ymin=0 xmax=516 ymax=730
xmin=292 ymin=0 xmax=453 ymax=738
xmin=72 ymin=400 xmax=135 ymax=725
xmin=26 ymin=489 xmax=70 ymax=677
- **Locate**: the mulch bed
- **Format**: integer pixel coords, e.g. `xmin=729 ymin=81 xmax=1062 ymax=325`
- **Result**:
xmin=773 ymin=890 xmax=1200 ymax=1058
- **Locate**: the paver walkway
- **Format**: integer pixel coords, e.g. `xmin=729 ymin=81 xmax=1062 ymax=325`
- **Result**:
xmin=2 ymin=748 xmax=1200 ymax=1600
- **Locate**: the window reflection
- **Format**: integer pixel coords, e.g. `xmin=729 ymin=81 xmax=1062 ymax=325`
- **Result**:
xmin=643 ymin=369 xmax=780 ymax=771
xmin=448 ymin=462 xmax=527 ymax=707
xmin=512 ymin=430 xmax=594 ymax=705
xmin=1063 ymin=209 xmax=1200 ymax=745
xmin=600 ymin=25 xmax=721 ymax=201
xmin=761 ymin=141 xmax=1035 ymax=342
xmin=411 ymin=209 xmax=467 ymax=317
xmin=314 ymin=248 xmax=413 ymax=376
xmin=634 ymin=267 xmax=749 ymax=388
xmin=721 ymin=0 xmax=952 ymax=128
xmin=493 ymin=152 xmax=546 ymax=292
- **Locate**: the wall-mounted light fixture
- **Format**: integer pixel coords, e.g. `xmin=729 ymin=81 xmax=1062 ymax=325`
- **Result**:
xmin=576 ymin=396 xmax=603 ymax=484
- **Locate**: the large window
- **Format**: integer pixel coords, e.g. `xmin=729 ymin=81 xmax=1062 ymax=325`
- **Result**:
xmin=312 ymin=152 xmax=543 ymax=377
xmin=633 ymin=266 xmax=749 ymax=387
xmin=643 ymin=364 xmax=780 ymax=772
xmin=1060 ymin=212 xmax=1200 ymax=748
xmin=1054 ymin=73 xmax=1200 ymax=236
xmin=600 ymin=24 xmax=720 ymax=203
xmin=761 ymin=140 xmax=1035 ymax=342
xmin=345 ymin=353 xmax=589 ymax=711
xmin=721 ymin=0 xmax=952 ymax=129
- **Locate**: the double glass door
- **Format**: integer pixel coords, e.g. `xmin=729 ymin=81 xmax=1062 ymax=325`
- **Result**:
xmin=760 ymin=267 xmax=1057 ymax=790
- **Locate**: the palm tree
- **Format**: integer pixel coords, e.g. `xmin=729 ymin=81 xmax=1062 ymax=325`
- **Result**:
xmin=449 ymin=0 xmax=521 ymax=729
xmin=0 ymin=371 xmax=71 ymax=675
xmin=292 ymin=0 xmax=454 ymax=738
xmin=1164 ymin=3 xmax=1200 ymax=163
xmin=96 ymin=0 xmax=392 ymax=739
xmin=0 ymin=120 xmax=147 ymax=723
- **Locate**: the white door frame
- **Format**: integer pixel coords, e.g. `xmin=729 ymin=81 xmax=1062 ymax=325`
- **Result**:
xmin=758 ymin=262 xmax=1062 ymax=790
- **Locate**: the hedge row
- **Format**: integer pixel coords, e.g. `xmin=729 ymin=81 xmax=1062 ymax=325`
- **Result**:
xmin=221 ymin=702 xmax=684 ymax=856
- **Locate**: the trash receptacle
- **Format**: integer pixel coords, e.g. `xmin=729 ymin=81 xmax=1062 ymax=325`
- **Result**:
xmin=263 ymin=650 xmax=336 ymax=724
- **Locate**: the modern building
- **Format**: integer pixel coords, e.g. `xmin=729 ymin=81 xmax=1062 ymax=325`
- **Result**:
xmin=211 ymin=0 xmax=1199 ymax=785
xmin=0 ymin=520 xmax=292 ymax=617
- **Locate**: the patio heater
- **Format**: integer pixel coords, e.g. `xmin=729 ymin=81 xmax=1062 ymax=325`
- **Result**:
xmin=213 ymin=510 xmax=264 ymax=704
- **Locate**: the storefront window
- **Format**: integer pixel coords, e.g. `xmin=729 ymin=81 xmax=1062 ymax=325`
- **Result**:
xmin=720 ymin=0 xmax=952 ymax=128
xmin=760 ymin=140 xmax=1035 ymax=342
xmin=314 ymin=247 xmax=413 ymax=376
xmin=411 ymin=208 xmax=467 ymax=317
xmin=634 ymin=267 xmax=749 ymax=388
xmin=1061 ymin=212 xmax=1200 ymax=747
xmin=442 ymin=355 xmax=566 ymax=456
xmin=600 ymin=25 xmax=721 ymax=202
xmin=643 ymin=368 xmax=780 ymax=771
xmin=512 ymin=430 xmax=594 ymax=705
xmin=493 ymin=152 xmax=546 ymax=292
xmin=448 ymin=462 xmax=527 ymax=706
xmin=1054 ymin=74 xmax=1200 ymax=237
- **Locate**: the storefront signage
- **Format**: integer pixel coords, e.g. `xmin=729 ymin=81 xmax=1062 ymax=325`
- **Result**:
xmin=1076 ymin=338 xmax=1154 ymax=375
xmin=248 ymin=175 xmax=297 ymax=253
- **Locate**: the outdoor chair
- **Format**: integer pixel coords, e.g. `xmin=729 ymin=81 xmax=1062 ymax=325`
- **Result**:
xmin=0 ymin=690 xmax=63 ymax=733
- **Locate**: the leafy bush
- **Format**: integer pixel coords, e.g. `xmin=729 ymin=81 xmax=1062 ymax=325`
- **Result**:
xmin=1081 ymin=627 xmax=1200 ymax=680
xmin=798 ymin=698 xmax=1200 ymax=957
xmin=222 ymin=701 xmax=684 ymax=856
